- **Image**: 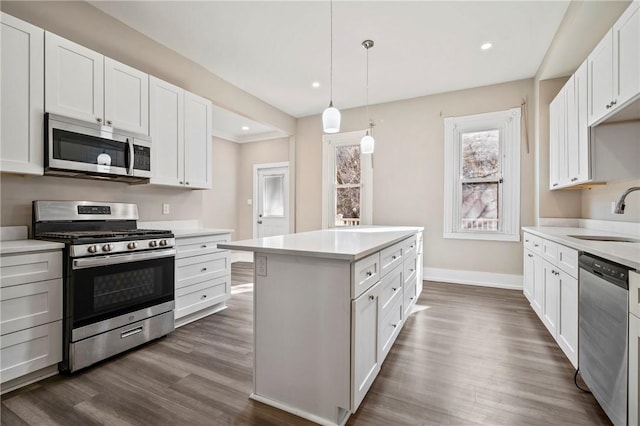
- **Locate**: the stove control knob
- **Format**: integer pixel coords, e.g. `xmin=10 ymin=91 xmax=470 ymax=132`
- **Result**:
xmin=87 ymin=245 xmax=98 ymax=254
xmin=127 ymin=242 xmax=138 ymax=250
xmin=159 ymin=239 xmax=168 ymax=247
xmin=149 ymin=240 xmax=158 ymax=248
xmin=102 ymin=244 xmax=113 ymax=252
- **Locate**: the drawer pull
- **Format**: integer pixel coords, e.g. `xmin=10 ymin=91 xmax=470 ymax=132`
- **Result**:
xmin=410 ymin=268 xmax=414 ymax=272
xmin=201 ymin=245 xmax=207 ymax=248
xmin=410 ymin=296 xmax=415 ymax=300
xmin=392 ymin=287 xmax=397 ymax=292
xmin=410 ymin=245 xmax=414 ymax=249
xmin=525 ymin=239 xmax=529 ymax=243
xmin=571 ymin=177 xmax=578 ymax=182
xmin=528 ymin=254 xmax=533 ymax=258
xmin=391 ymin=324 xmax=398 ymax=328
xmin=392 ymin=255 xmax=397 ymax=260
xmin=121 ymin=326 xmax=143 ymax=339
xmin=534 ymin=243 xmax=539 ymax=247
xmin=201 ymin=294 xmax=208 ymax=299
xmin=201 ymin=267 xmax=207 ymax=272
xmin=369 ymin=295 xmax=375 ymax=301
xmin=366 ymin=271 xmax=373 ymax=277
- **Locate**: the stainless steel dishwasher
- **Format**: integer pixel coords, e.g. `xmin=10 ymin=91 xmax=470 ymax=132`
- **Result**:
xmin=579 ymin=254 xmax=630 ymax=426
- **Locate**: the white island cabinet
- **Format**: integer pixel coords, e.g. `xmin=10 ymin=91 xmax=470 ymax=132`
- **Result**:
xmin=219 ymin=226 xmax=423 ymax=426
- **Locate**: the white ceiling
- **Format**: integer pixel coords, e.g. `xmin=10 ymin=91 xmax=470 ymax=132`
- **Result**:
xmin=91 ymin=0 xmax=570 ymax=132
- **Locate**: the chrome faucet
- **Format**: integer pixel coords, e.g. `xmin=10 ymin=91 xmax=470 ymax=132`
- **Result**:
xmin=613 ymin=187 xmax=640 ymax=214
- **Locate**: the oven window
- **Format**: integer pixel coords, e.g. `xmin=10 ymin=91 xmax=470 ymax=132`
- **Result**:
xmin=71 ymin=255 xmax=174 ymax=329
xmin=53 ymin=129 xmax=127 ymax=167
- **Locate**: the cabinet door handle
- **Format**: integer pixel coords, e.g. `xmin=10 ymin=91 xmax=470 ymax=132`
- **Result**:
xmin=106 ymin=120 xmax=113 ymax=126
xmin=201 ymin=245 xmax=207 ymax=248
xmin=96 ymin=117 xmax=102 ymax=123
xmin=410 ymin=296 xmax=415 ymax=300
xmin=571 ymin=177 xmax=578 ymax=182
xmin=392 ymin=255 xmax=397 ymax=260
xmin=391 ymin=324 xmax=398 ymax=328
xmin=186 ymin=182 xmax=190 ymax=185
xmin=410 ymin=268 xmax=414 ymax=272
xmin=528 ymin=254 xmax=533 ymax=258
xmin=606 ymin=103 xmax=611 ymax=109
xmin=369 ymin=295 xmax=375 ymax=301
xmin=201 ymin=294 xmax=208 ymax=299
xmin=392 ymin=287 xmax=397 ymax=292
xmin=552 ymin=183 xmax=558 ymax=187
xmin=179 ymin=181 xmax=184 ymax=184
xmin=611 ymin=100 xmax=617 ymax=106
xmin=201 ymin=267 xmax=207 ymax=272
xmin=366 ymin=271 xmax=372 ymax=277
xmin=534 ymin=243 xmax=539 ymax=247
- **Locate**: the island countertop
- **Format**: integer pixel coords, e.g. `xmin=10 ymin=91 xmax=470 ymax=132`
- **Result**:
xmin=218 ymin=226 xmax=423 ymax=261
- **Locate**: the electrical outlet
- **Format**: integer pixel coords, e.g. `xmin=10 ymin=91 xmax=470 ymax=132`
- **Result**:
xmin=162 ymin=203 xmax=170 ymax=215
xmin=256 ymin=254 xmax=267 ymax=276
xmin=247 ymin=199 xmax=253 ymax=205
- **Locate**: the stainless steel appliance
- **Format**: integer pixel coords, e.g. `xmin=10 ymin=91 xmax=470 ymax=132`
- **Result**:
xmin=579 ymin=254 xmax=630 ymax=426
xmin=33 ymin=200 xmax=175 ymax=373
xmin=45 ymin=113 xmax=151 ymax=183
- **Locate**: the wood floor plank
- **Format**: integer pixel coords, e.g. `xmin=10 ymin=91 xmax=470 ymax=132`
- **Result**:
xmin=1 ymin=263 xmax=611 ymax=425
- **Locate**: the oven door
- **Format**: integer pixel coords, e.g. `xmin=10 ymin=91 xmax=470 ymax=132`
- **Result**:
xmin=70 ymin=249 xmax=175 ymax=331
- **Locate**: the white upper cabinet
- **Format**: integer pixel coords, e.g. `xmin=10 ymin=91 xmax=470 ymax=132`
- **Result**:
xmin=104 ymin=58 xmax=149 ymax=134
xmin=588 ymin=0 xmax=640 ymax=125
xmin=45 ymin=32 xmax=104 ymax=124
xmin=1 ymin=13 xmax=44 ymax=175
xmin=549 ymin=60 xmax=590 ymax=190
xmin=184 ymin=92 xmax=212 ymax=190
xmin=149 ymin=76 xmax=184 ymax=187
xmin=149 ymin=77 xmax=212 ymax=190
xmin=45 ymin=32 xmax=149 ymax=134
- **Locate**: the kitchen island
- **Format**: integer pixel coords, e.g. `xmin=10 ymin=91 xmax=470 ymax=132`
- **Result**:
xmin=219 ymin=226 xmax=423 ymax=426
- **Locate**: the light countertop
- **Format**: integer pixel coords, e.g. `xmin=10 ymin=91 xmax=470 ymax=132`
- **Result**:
xmin=219 ymin=226 xmax=423 ymax=261
xmin=523 ymin=226 xmax=640 ymax=270
xmin=171 ymin=228 xmax=234 ymax=238
xmin=0 ymin=239 xmax=65 ymax=255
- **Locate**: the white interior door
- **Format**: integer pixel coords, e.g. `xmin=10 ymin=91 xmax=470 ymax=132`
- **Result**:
xmin=255 ymin=163 xmax=290 ymax=238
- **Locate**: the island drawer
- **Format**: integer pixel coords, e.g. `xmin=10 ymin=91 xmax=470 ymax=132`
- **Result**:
xmin=352 ymin=252 xmax=380 ymax=299
xmin=176 ymin=252 xmax=229 ymax=289
xmin=380 ymin=264 xmax=403 ymax=318
xmin=0 ymin=251 xmax=62 ymax=288
xmin=557 ymin=245 xmax=578 ymax=278
xmin=402 ymin=235 xmax=418 ymax=258
xmin=403 ymin=280 xmax=417 ymax=317
xmin=176 ymin=234 xmax=230 ymax=259
xmin=380 ymin=241 xmax=403 ymax=277
xmin=542 ymin=239 xmax=559 ymax=263
xmin=175 ymin=275 xmax=229 ymax=319
xmin=380 ymin=295 xmax=403 ymax=361
xmin=404 ymin=253 xmax=417 ymax=285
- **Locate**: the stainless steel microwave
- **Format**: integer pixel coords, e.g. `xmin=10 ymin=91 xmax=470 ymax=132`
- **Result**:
xmin=45 ymin=113 xmax=151 ymax=183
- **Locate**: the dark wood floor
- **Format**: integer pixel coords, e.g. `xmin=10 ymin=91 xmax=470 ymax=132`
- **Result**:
xmin=1 ymin=263 xmax=610 ymax=425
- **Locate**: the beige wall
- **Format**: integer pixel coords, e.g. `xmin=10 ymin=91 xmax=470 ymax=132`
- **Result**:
xmin=297 ymin=79 xmax=535 ymax=276
xmin=0 ymin=1 xmax=296 ymax=135
xmin=236 ymin=138 xmax=290 ymax=240
xmin=202 ymin=138 xmax=240 ymax=230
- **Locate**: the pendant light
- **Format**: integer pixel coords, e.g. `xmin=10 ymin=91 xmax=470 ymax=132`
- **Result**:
xmin=361 ymin=39 xmax=375 ymax=154
xmin=322 ymin=0 xmax=340 ymax=133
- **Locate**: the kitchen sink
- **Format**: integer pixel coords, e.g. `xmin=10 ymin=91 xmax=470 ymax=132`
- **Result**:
xmin=568 ymin=235 xmax=640 ymax=243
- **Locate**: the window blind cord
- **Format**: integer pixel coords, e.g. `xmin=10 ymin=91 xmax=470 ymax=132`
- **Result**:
xmin=521 ymin=98 xmax=530 ymax=154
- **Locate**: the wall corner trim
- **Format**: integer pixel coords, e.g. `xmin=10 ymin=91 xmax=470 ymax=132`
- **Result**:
xmin=423 ymin=267 xmax=523 ymax=290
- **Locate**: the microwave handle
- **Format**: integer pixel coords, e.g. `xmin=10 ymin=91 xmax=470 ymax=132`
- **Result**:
xmin=126 ymin=138 xmax=134 ymax=175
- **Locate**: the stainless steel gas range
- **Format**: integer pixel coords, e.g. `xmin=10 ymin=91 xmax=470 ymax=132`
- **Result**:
xmin=33 ymin=200 xmax=175 ymax=373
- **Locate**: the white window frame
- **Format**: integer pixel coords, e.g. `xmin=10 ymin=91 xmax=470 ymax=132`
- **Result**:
xmin=443 ymin=108 xmax=521 ymax=241
xmin=322 ymin=130 xmax=373 ymax=229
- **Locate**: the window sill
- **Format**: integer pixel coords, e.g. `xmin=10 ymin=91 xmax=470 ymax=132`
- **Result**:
xmin=443 ymin=232 xmax=520 ymax=242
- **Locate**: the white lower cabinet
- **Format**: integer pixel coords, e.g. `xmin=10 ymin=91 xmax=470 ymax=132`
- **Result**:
xmin=523 ymin=232 xmax=578 ymax=368
xmin=174 ymin=232 xmax=231 ymax=327
xmin=0 ymin=247 xmax=63 ymax=387
xmin=630 ymin=311 xmax=640 ymax=426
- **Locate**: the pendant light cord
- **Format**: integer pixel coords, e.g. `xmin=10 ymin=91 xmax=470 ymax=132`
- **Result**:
xmin=329 ymin=0 xmax=333 ymax=104
xmin=366 ymin=44 xmax=370 ymax=127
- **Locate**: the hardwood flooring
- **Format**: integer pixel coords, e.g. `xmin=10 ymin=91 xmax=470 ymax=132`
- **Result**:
xmin=1 ymin=263 xmax=610 ymax=425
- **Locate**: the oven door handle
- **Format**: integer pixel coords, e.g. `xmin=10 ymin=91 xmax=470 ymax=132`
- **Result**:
xmin=72 ymin=248 xmax=176 ymax=270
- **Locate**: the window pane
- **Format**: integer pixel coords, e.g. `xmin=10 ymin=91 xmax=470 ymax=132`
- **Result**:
xmin=336 ymin=187 xmax=360 ymax=226
xmin=462 ymin=129 xmax=500 ymax=179
xmin=336 ymin=145 xmax=361 ymax=185
xmin=263 ymin=175 xmax=284 ymax=217
xmin=461 ymin=183 xmax=498 ymax=231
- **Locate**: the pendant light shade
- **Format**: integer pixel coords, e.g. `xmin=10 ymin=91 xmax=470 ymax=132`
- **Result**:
xmin=360 ymin=39 xmax=375 ymax=153
xmin=323 ymin=102 xmax=341 ymax=134
xmin=323 ymin=0 xmax=340 ymax=134
xmin=361 ymin=131 xmax=375 ymax=154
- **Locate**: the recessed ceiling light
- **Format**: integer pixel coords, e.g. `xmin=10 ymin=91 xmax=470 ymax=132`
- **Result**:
xmin=481 ymin=42 xmax=493 ymax=50
xmin=241 ymin=126 xmax=250 ymax=131
xmin=312 ymin=81 xmax=320 ymax=88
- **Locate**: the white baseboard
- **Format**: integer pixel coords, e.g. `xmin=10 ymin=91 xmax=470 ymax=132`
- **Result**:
xmin=423 ymin=267 xmax=523 ymax=290
xmin=231 ymin=251 xmax=253 ymax=263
